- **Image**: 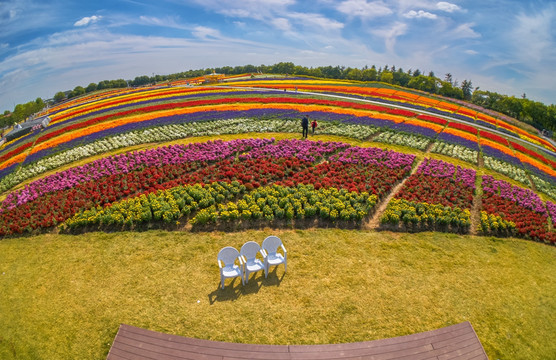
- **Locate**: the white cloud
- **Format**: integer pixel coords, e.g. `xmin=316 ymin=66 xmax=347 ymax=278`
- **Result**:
xmin=372 ymin=21 xmax=407 ymax=53
xmin=271 ymin=18 xmax=292 ymax=31
xmin=74 ymin=15 xmax=102 ymax=27
xmin=464 ymin=49 xmax=478 ymax=55
xmin=288 ymin=12 xmax=344 ymax=30
xmin=403 ymin=10 xmax=437 ymax=19
xmin=138 ymin=16 xmax=190 ymax=30
xmin=436 ymin=2 xmax=461 ymax=13
xmin=337 ymin=0 xmax=393 ymax=18
xmin=452 ymin=23 xmax=480 ymax=39
xmin=233 ymin=21 xmax=246 ymax=28
xmin=190 ymin=0 xmax=295 ymax=20
xmin=191 ymin=26 xmax=221 ymax=39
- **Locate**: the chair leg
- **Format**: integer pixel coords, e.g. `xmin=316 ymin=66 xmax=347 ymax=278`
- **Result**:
xmin=221 ymin=275 xmax=225 ymax=289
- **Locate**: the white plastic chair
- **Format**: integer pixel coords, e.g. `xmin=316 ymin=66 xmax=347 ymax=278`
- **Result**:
xmin=240 ymin=241 xmax=265 ymax=284
xmin=261 ymin=236 xmax=287 ymax=278
xmin=217 ymin=246 xmax=244 ymax=289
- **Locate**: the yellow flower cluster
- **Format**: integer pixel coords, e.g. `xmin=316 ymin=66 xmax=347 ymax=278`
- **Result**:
xmin=479 ymin=211 xmax=516 ymax=235
xmin=381 ymin=198 xmax=471 ymax=230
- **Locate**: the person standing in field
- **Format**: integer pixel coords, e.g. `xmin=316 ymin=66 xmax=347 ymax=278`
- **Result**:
xmin=301 ymin=115 xmax=309 ymax=139
xmin=311 ymin=119 xmax=317 ymax=135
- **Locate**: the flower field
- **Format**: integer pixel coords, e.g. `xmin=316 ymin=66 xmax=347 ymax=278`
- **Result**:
xmin=0 ymin=75 xmax=555 ymax=244
xmin=380 ymin=158 xmax=475 ymax=233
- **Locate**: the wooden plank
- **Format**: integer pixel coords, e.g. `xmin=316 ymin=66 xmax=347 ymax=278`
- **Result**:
xmin=107 ymin=322 xmax=488 ymax=360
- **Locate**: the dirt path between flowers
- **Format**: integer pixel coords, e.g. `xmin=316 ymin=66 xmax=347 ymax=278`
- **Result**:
xmin=365 ymin=158 xmax=424 ymax=229
xmin=470 ymin=153 xmax=484 ymax=236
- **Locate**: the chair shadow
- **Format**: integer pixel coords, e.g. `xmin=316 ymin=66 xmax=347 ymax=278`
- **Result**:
xmin=261 ymin=267 xmax=285 ymax=287
xmin=207 ymin=269 xmax=285 ymax=304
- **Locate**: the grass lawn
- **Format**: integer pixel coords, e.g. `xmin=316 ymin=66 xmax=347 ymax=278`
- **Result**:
xmin=0 ymin=229 xmax=555 ymax=359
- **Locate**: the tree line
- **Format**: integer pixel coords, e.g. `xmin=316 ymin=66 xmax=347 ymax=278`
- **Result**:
xmin=1 ymin=62 xmax=554 ymax=136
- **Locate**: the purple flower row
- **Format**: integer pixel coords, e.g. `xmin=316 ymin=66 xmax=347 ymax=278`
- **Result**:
xmin=547 ymin=201 xmax=556 ymax=226
xmin=416 ymin=158 xmax=476 ymax=189
xmin=389 ymin=122 xmax=438 ymax=138
xmin=482 ymin=175 xmax=546 ymax=214
xmin=416 ymin=158 xmax=455 ymax=178
xmin=240 ymin=139 xmax=349 ymax=162
xmin=480 ymin=145 xmax=523 ymax=168
xmin=455 ymin=166 xmax=477 ymax=190
xmin=438 ymin=132 xmax=480 ymax=151
xmin=522 ymin=163 xmax=556 ymax=185
xmin=329 ymin=146 xmax=415 ymax=170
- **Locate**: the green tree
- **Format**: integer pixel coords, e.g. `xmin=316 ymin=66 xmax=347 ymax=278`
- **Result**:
xmin=361 ymin=66 xmax=377 ymax=81
xmin=85 ymin=83 xmax=97 ymax=93
xmin=408 ymin=75 xmax=437 ymax=93
xmin=438 ymin=81 xmax=463 ymax=99
xmin=346 ymin=68 xmax=362 ymax=81
xmin=461 ymin=80 xmax=473 ymax=100
xmin=380 ymin=71 xmax=393 ymax=84
xmin=54 ymin=91 xmax=66 ymax=103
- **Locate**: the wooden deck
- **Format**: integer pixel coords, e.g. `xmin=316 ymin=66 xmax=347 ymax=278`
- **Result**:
xmin=107 ymin=321 xmax=488 ymax=360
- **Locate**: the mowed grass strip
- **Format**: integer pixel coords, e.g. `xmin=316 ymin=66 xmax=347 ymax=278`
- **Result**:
xmin=0 ymin=229 xmax=554 ymax=359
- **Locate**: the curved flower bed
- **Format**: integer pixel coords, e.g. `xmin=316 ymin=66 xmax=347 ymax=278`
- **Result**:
xmin=0 ymin=139 xmax=414 ymax=237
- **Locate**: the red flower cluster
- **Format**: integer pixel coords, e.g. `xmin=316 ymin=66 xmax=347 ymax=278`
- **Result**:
xmin=395 ymin=174 xmax=474 ymax=210
xmin=482 ymin=192 xmax=556 ymax=244
xmin=275 ymin=161 xmax=409 ymax=197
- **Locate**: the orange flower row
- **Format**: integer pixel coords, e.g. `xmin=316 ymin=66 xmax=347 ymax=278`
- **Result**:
xmin=478 ymin=138 xmax=515 ymax=157
xmin=404 ymin=118 xmax=444 ymax=133
xmin=442 ymin=128 xmax=478 ymax=143
xmin=513 ymin=152 xmax=556 ymax=177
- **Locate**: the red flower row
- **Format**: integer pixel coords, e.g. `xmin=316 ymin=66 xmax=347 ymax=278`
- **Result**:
xmin=447 ymin=121 xmax=478 ymax=135
xmin=509 ymin=140 xmax=556 ymax=169
xmin=479 ymin=130 xmax=509 ymax=146
xmin=416 ymin=114 xmax=448 ymax=126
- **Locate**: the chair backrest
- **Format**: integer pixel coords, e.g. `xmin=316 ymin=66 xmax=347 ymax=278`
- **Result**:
xmin=262 ymin=236 xmax=282 ymax=254
xmin=218 ymin=246 xmax=240 ymax=266
xmin=240 ymin=241 xmax=261 ymax=260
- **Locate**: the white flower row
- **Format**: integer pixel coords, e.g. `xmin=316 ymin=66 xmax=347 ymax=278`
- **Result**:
xmin=0 ymin=118 xmax=378 ymax=193
xmin=373 ymin=131 xmax=430 ymax=150
xmin=530 ymin=175 xmax=556 ymax=200
xmin=483 ymin=156 xmax=531 ymax=186
xmin=430 ymin=141 xmax=478 ymax=164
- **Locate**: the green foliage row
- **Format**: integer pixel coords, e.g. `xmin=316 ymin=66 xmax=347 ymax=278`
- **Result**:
xmin=380 ymin=198 xmax=471 ymax=231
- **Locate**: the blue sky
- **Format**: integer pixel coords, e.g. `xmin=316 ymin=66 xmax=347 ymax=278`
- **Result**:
xmin=1 ymin=0 xmax=555 ymax=111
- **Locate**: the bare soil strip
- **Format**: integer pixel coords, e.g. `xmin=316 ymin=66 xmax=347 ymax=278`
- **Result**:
xmin=366 ymin=157 xmax=424 ymax=229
